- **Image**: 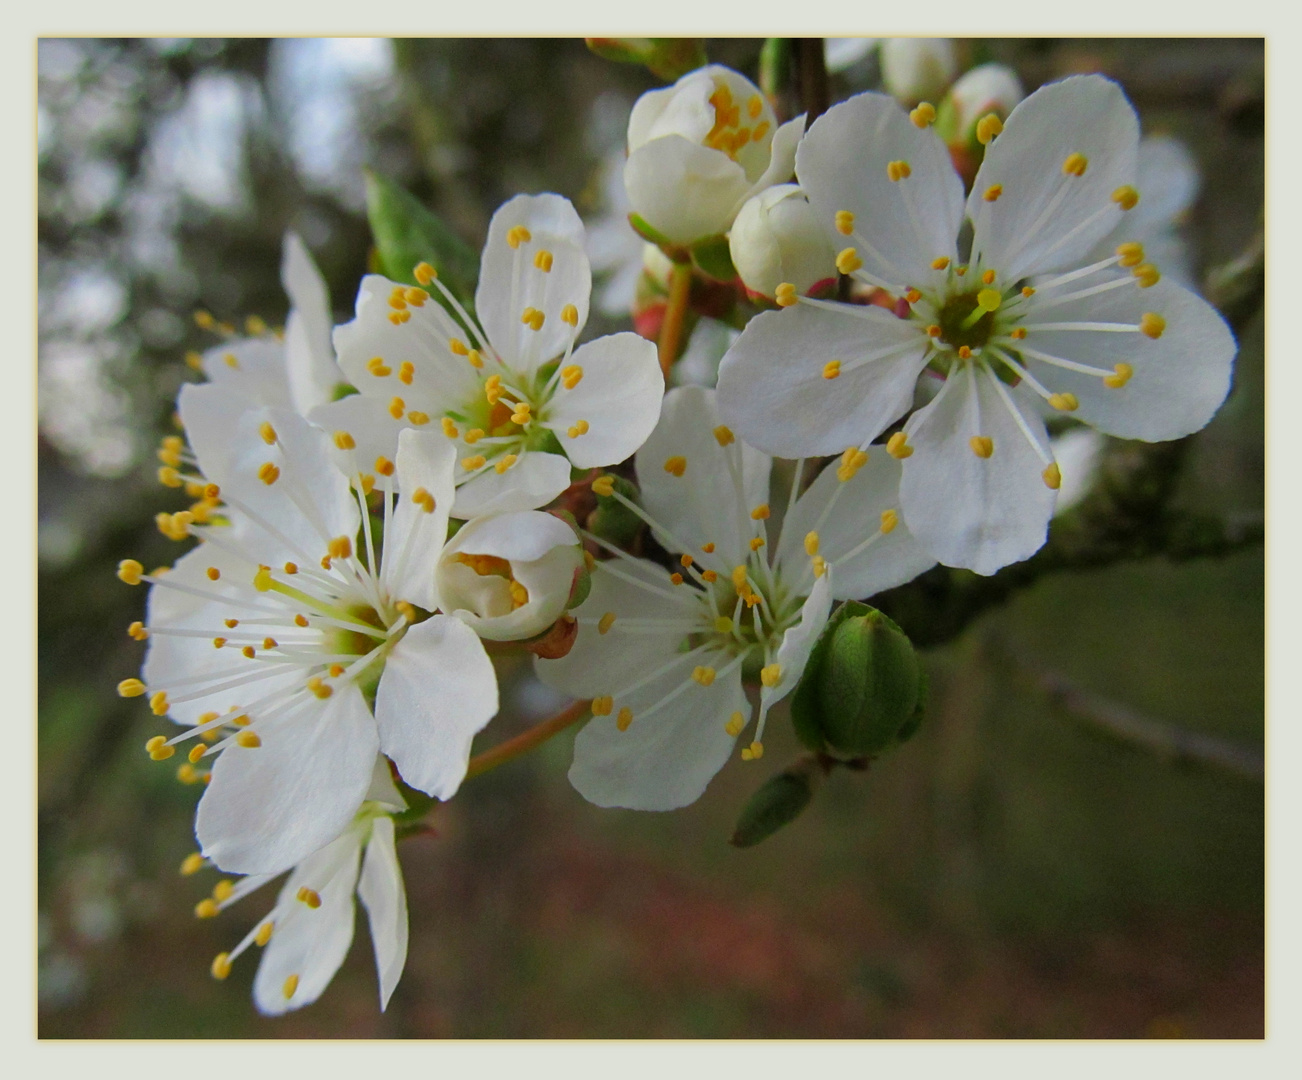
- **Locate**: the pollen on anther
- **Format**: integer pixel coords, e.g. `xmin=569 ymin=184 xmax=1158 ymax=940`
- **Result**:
xmin=180 ymin=852 xmax=205 ymax=876
xmin=887 ymin=160 xmax=911 ymax=181
xmin=822 ymin=360 xmax=841 ymax=380
xmin=1010 ymin=327 xmax=1028 ymax=340
xmin=567 ymin=420 xmax=590 ymax=438
xmin=241 ymin=645 xmax=256 ymax=659
xmin=1112 ymin=185 xmax=1140 ymax=211
xmin=283 ymin=975 xmax=299 ymax=1000
xmin=958 ymin=346 xmax=972 ymax=360
xmin=561 ymin=365 xmax=583 ymax=389
xmin=534 ymin=249 xmax=554 ymax=273
xmin=880 ymin=509 xmax=899 ymax=534
xmin=376 ymin=456 xmax=395 ymax=477
xmin=118 ymin=678 xmax=146 ymax=698
xmin=398 ymin=362 xmax=415 ymax=385
xmin=128 ymin=621 xmax=148 ymax=641
xmin=255 ymin=921 xmax=274 ymax=947
xmin=664 ymin=455 xmax=687 ymax=477
xmin=461 ymin=454 xmax=487 ymax=472
xmin=149 ymin=691 xmax=169 ymax=716
xmin=760 ymin=663 xmax=781 ymax=688
xmin=670 ymin=573 xmax=684 ymax=586
xmin=1116 ymin=242 xmax=1144 ymax=267
xmin=521 ymin=307 xmax=545 ymax=331
xmin=259 ymin=421 xmax=277 ymax=445
xmin=494 ymin=454 xmax=518 ymax=474
xmin=750 ymin=503 xmax=770 ymax=520
xmin=591 ymin=475 xmax=615 ymax=497
xmin=749 ymin=537 xmax=765 ymax=551
xmin=1104 ymin=362 xmax=1134 ymax=388
xmin=597 ymin=612 xmax=617 ymax=635
xmin=835 ymin=210 xmax=855 ymax=235
xmin=910 ymin=102 xmax=936 ymax=128
xmin=257 ymin=462 xmax=280 ymax=486
xmin=969 ymin=435 xmax=994 ymax=459
xmin=702 ymin=542 xmax=716 ymax=553
xmin=414 ymin=262 xmax=437 ymax=285
xmin=1042 ymin=462 xmax=1062 ymax=490
xmin=1133 ymin=264 xmax=1160 ymax=288
xmin=591 ymin=696 xmax=613 ymax=716
xmin=295 ymin=614 xmax=309 ymax=627
xmin=412 ymin=487 xmax=436 ymax=513
xmin=616 ymin=707 xmax=633 ymax=732
xmin=931 ymin=256 xmax=950 ymax=271
xmin=1062 ymin=153 xmax=1088 ymax=177
xmin=297 ymin=886 xmax=322 ymax=909
xmin=328 ymin=536 xmax=353 ymax=560
xmin=507 ymin=226 xmax=532 ymax=249
xmin=1049 ymin=392 xmax=1079 ymax=412
xmin=976 ymin=113 xmax=1003 ymax=145
xmin=333 ymin=431 xmax=356 ymax=451
xmin=741 ymin=740 xmax=764 ymax=761
xmin=835 ymin=247 xmax=862 ymax=275
xmin=561 ymin=304 xmax=579 ymax=326
xmin=195 ymin=898 xmax=219 ymax=919
xmin=983 ymin=184 xmax=1003 ymax=203
xmin=713 ymin=425 xmax=734 ymax=446
xmin=1140 ymin=313 xmax=1166 ymax=339
xmin=692 ymin=666 xmax=716 ymax=686
xmin=775 ymin=283 xmax=798 ymax=307
xmin=725 ymin=712 xmax=745 ymax=737
xmin=926 ymin=324 xmax=942 ymax=338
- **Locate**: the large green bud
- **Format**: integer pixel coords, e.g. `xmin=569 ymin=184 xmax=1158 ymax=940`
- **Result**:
xmin=791 ymin=602 xmax=925 ymax=758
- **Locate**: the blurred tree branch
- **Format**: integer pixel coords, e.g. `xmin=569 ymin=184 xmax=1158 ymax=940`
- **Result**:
xmin=876 ymin=228 xmax=1265 ymax=649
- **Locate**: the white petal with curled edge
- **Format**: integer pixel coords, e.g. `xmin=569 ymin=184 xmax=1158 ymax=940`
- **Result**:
xmin=199 ymin=338 xmax=294 ymax=409
xmin=777 ymin=455 xmax=936 ymax=602
xmin=545 ymin=332 xmax=664 ymax=468
xmin=143 ymin=544 xmax=306 ymax=729
xmin=281 ymin=232 xmax=343 ymax=415
xmin=373 ymin=615 xmax=498 ymax=800
xmin=717 ymin=302 xmax=930 ymax=459
xmin=440 ymin=509 xmax=577 ymax=564
xmin=535 ymin=558 xmax=696 ymax=700
xmin=569 ymin=652 xmax=746 ymax=811
xmin=357 ymin=815 xmax=408 ymax=1011
xmin=382 ymin=429 xmax=455 ymax=611
xmin=1015 ymin=278 xmax=1233 ymax=442
xmin=901 ymin=363 xmax=1055 ymax=576
xmin=332 ymin=274 xmax=483 ymax=414
xmin=797 ymin=91 xmax=964 ymax=289
xmin=628 ymin=68 xmax=715 ymax=151
xmin=636 ymin=385 xmax=771 ymax=568
xmin=624 ymin=135 xmax=751 ymax=245
xmin=252 ymin=829 xmax=362 ymax=1016
xmin=476 ymin=194 xmax=591 ymax=370
xmin=197 ymin=682 xmax=379 ymax=876
xmin=308 ymin=393 xmax=406 ymax=482
xmin=451 ymin=450 xmax=572 ymax=518
xmin=740 ymin=115 xmax=805 ymax=204
xmin=759 ymin=571 xmax=833 ymax=722
xmin=969 ymin=75 xmax=1139 ymax=281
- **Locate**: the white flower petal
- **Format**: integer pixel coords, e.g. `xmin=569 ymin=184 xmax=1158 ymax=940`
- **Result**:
xmin=741 ymin=115 xmax=805 ymax=201
xmin=636 ymin=385 xmax=771 ymax=567
xmin=476 ymin=194 xmax=591 ymax=371
xmin=797 ymin=91 xmax=964 ymax=288
xmin=716 ymin=302 xmax=930 ymax=458
xmin=357 ymin=815 xmax=408 ymax=1011
xmin=544 ymin=332 xmax=664 ymax=468
xmin=1050 ymin=427 xmax=1106 ymax=515
xmin=901 ymin=362 xmax=1056 ymax=575
xmin=440 ymin=509 xmax=577 ymax=564
xmin=569 ymin=656 xmax=746 ymax=811
xmin=777 ymin=454 xmax=936 ymax=601
xmin=450 ymin=450 xmax=572 ymax=517
xmin=628 ymin=68 xmax=716 ymax=151
xmin=969 ymin=75 xmax=1140 ymax=281
xmin=363 ymin=755 xmax=406 ymax=811
xmin=281 ymin=232 xmax=343 ymax=415
xmin=382 ymin=428 xmax=456 ymax=610
xmin=759 ymin=571 xmax=832 ymax=714
xmin=252 ymin=829 xmax=362 ymax=1016
xmin=624 ymin=135 xmax=750 ymax=245
xmin=308 ymin=394 xmax=406 ymax=482
xmin=197 ymin=682 xmax=379 ymax=876
xmin=199 ymin=338 xmax=293 ymax=409
xmin=1016 ymin=278 xmax=1233 ymax=441
xmin=373 ymin=615 xmax=498 ymax=799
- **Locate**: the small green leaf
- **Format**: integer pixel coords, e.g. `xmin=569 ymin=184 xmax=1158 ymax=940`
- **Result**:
xmin=730 ymin=757 xmax=821 ymax=848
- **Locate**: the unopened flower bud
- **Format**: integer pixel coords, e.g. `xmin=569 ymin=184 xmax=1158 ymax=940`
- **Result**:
xmin=729 ymin=184 xmax=838 ymax=300
xmin=879 ymin=38 xmax=957 ymax=104
xmin=943 ymin=63 xmax=1024 ymax=148
xmin=791 ymin=602 xmax=925 ymax=758
xmin=585 ymin=38 xmax=708 ymax=81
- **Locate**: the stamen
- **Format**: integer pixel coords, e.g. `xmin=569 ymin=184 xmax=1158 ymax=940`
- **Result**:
xmin=775 ymin=283 xmax=798 ymax=307
xmin=1140 ymin=313 xmax=1165 ymax=339
xmin=886 ymin=160 xmax=911 ymax=182
xmin=880 ymin=509 xmax=899 ymax=534
xmin=591 ymin=696 xmax=613 ymax=716
xmin=835 ymin=210 xmax=855 ymax=235
xmin=692 ymin=666 xmax=716 ymax=686
xmin=1062 ymin=153 xmax=1088 ymax=177
xmin=616 ymin=707 xmax=633 ymax=732
xmin=909 ymin=102 xmax=936 ymax=127
xmin=1111 ymin=186 xmax=1139 ymax=211
xmin=283 ymin=975 xmax=299 ymax=1000
xmin=534 ymin=250 xmax=553 ymax=272
xmin=259 ymin=422 xmax=277 ymax=445
xmin=969 ymin=436 xmax=994 ymax=459
xmin=1048 ymin=392 xmax=1079 ymax=412
xmin=1104 ymin=362 xmax=1133 ymax=388
xmin=983 ymin=184 xmax=1003 ymax=203
xmin=567 ymin=420 xmax=589 ymax=438
xmin=725 ymin=711 xmax=746 ymax=737
xmin=664 ymin=456 xmax=687 ymax=477
xmin=822 ymin=360 xmax=841 ymax=380
xmin=975 ymin=113 xmax=1003 ymax=145
xmin=1042 ymin=462 xmax=1062 ymax=490
xmin=835 ymin=248 xmax=862 ymax=275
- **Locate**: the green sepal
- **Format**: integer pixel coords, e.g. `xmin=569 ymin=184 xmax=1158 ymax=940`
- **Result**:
xmin=628 ymin=212 xmax=679 ymax=250
xmin=690 ymin=234 xmax=737 ymax=282
xmin=331 ymin=382 xmax=359 ymax=401
xmin=586 ymin=475 xmax=644 ymax=549
xmin=585 ymin=38 xmax=707 ymax=82
xmin=730 ymin=756 xmax=822 ymax=848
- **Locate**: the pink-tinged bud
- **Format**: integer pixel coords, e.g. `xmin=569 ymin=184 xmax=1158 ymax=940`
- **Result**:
xmin=945 ymin=63 xmax=1025 ymax=146
xmin=729 ymin=185 xmax=838 ymax=300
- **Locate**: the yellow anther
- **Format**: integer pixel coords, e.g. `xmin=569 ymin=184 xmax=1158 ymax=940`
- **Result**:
xmin=811 ymin=555 xmax=827 ymax=578
xmin=702 ymin=542 xmax=716 ymax=553
xmin=561 ymin=365 xmax=584 ymax=389
xmin=1112 ymin=185 xmax=1140 ymax=211
xmin=510 ymin=402 xmax=531 ymax=425
xmin=257 ymin=462 xmax=280 ymax=486
xmin=367 ymin=356 xmax=393 ymax=376
xmin=255 ymin=921 xmax=274 ymax=947
xmin=591 ymin=475 xmax=615 ymax=497
xmin=1062 ymin=152 xmax=1088 ymax=177
xmin=976 ymin=113 xmax=1004 ymax=145
xmin=958 ymin=346 xmax=972 ymax=360
xmin=980 ymin=271 xmax=996 ymax=288
xmin=212 ymin=879 xmax=235 ymax=903
xmin=404 ymin=287 xmax=428 ymax=308
xmin=969 ymin=435 xmax=994 ymax=459
xmin=388 ymin=289 xmax=408 ymax=311
xmin=931 ymin=256 xmax=950 ymax=271
xmin=494 ymin=454 xmax=519 ymax=474
xmin=561 ymin=303 xmax=579 ymax=327
xmin=714 ymin=616 xmax=734 ymax=635
xmin=222 ymin=351 xmax=239 ymax=369
xmin=185 ymin=350 xmax=203 ymax=371
xmin=1010 ymin=327 xmax=1028 ymax=340
xmin=741 ymin=741 xmax=764 ymax=761
xmin=461 ymin=455 xmax=487 ymax=471
xmin=310 ymin=677 xmax=333 ymax=699
xmin=616 ymin=707 xmax=633 ymax=732
xmin=1104 ymin=362 xmax=1134 ymax=388
xmin=835 ymin=210 xmax=856 ymax=235
xmin=297 ymin=886 xmax=322 ymax=909
xmin=180 ymin=852 xmax=205 ymax=876
xmin=128 ymin=621 xmax=148 ymax=641
xmin=798 ymin=531 xmax=818 ymax=558
xmin=329 ymin=431 xmax=355 ymax=454
xmin=887 ymin=432 xmax=913 ymax=459
xmin=732 ymin=564 xmax=749 ymax=589
xmin=117 ymin=559 xmax=145 ymax=586
xmin=446 ymin=340 xmax=470 ymax=360
xmin=905 ymin=288 xmax=922 ymax=305
xmin=534 ymin=249 xmax=554 ymax=272
xmin=253 ymin=566 xmax=273 ymax=591
xmin=880 ymin=509 xmax=899 ymax=534
xmin=977 ymin=288 xmax=1002 ymax=313
xmin=412 ymin=487 xmax=436 ymax=513
xmin=887 ymin=159 xmax=911 ymax=182
xmin=663 ymin=455 xmax=687 ymax=477
xmin=483 ymin=375 xmax=503 ymax=403
xmin=679 ymin=554 xmax=695 ymax=568
xmin=507 ymin=225 xmax=532 ymax=249
xmin=398 ymin=362 xmax=415 ymax=386
xmin=750 ymin=504 xmax=771 ymax=521
xmin=467 ymin=349 xmax=484 ymax=369
xmin=823 ymin=360 xmax=841 ymax=380
xmin=205 ymin=566 xmax=220 ymax=582
xmin=759 ymin=664 xmax=781 ymax=688
xmin=188 ymin=743 xmax=207 ymax=765
xmin=118 ymin=678 xmax=146 ymax=698
xmin=241 ymin=645 xmax=256 ymax=659
xmin=281 ymin=563 xmax=298 ymax=577
xmin=747 ymin=93 xmax=763 ymax=119
xmin=1116 ymin=242 xmax=1145 ymax=268
xmin=283 ymin=975 xmax=299 ymax=1000
xmin=711 ymin=425 xmax=735 ymax=447
xmin=566 ymin=420 xmax=590 ymax=438
xmin=328 ymin=536 xmax=353 ymax=561
xmin=1140 ymin=313 xmax=1166 ymax=339
xmin=157 ymin=466 xmax=183 ymax=488
xmin=749 ymin=537 xmax=765 ymax=551
xmin=775 ymin=282 xmax=798 ymax=307
xmin=210 ymin=952 xmax=232 ymax=981
xmin=149 ymin=691 xmax=169 ymax=716
xmin=211 ymin=637 xmax=227 ymax=649
xmin=436 ymin=417 xmax=458 ymax=440
xmin=157 ymin=445 xmax=181 ymax=468
xmin=294 ymin=614 xmax=309 ymax=628
xmin=234 ymin=730 xmax=260 ymax=749
xmin=595 ymin=612 xmax=617 ymax=636
xmin=232 ymin=714 xmax=250 ymax=727
xmin=258 ymin=421 xmax=277 ymax=446
xmin=725 ymin=711 xmax=745 ymax=737
xmin=701 ymin=570 xmax=718 ymax=583
xmin=405 ymin=411 xmax=429 ymax=427
xmin=983 ymin=184 xmax=1003 ymax=203
xmin=193 ymin=309 xmax=216 ymax=330
xmin=910 ymin=101 xmax=937 ymax=128
xmin=692 ymin=666 xmax=717 ymax=687
xmin=389 ymin=396 xmax=405 ymax=420
xmin=329 ymin=664 xmax=345 ymax=678
xmin=670 ymin=573 xmax=684 ymax=586
xmin=926 ymin=324 xmax=942 ymax=338
xmin=1048 ymin=392 xmax=1079 ymax=412
xmin=195 ymin=898 xmax=219 ymax=919
xmin=375 ymin=456 xmax=395 ymax=477
xmin=262 ymin=637 xmax=278 ymax=651
xmin=591 ymin=696 xmax=613 ymax=716
xmin=463 ymin=428 xmax=484 ymax=444
xmin=521 ymin=307 xmax=545 ymax=331
xmin=414 ymin=262 xmax=437 ymax=285
xmin=836 ymin=247 xmax=863 ymax=275
xmin=1042 ymin=462 xmax=1062 ymax=490
xmin=145 ymin=735 xmax=171 ymax=757
xmin=1133 ymin=264 xmax=1160 ymax=288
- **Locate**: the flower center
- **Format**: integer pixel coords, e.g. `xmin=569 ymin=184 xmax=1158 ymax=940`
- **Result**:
xmin=935 ymin=288 xmax=1000 ymax=351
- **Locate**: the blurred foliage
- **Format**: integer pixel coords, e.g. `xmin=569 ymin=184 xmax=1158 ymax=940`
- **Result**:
xmin=38 ymin=38 xmax=1263 ymax=1038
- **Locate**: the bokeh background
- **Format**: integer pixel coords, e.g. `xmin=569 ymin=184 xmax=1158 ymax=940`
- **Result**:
xmin=37 ymin=38 xmax=1264 ymax=1038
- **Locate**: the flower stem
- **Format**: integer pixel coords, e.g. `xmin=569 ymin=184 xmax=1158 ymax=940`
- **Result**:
xmin=464 ymin=699 xmax=592 ymax=780
xmin=658 ymin=260 xmax=693 ymax=379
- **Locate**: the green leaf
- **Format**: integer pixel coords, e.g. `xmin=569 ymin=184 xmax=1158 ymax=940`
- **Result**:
xmin=364 ymin=171 xmax=479 ymax=317
xmin=730 ymin=758 xmax=820 ymax=848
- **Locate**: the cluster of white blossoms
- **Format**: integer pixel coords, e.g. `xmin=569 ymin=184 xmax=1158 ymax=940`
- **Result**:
xmin=114 ymin=52 xmax=1235 ymax=1018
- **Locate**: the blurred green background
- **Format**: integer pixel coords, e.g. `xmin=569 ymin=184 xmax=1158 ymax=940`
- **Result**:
xmin=37 ymin=38 xmax=1264 ymax=1038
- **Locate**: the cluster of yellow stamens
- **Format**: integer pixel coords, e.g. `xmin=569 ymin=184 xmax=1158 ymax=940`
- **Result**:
xmin=703 ymin=83 xmax=769 ymax=160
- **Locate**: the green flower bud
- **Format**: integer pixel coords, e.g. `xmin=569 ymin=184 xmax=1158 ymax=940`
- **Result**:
xmin=585 ymin=38 xmax=708 ymax=82
xmin=791 ymin=602 xmax=924 ymax=758
xmin=730 ymin=755 xmax=825 ymax=848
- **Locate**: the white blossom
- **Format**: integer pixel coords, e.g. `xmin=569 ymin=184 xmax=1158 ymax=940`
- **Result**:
xmin=729 ymin=183 xmax=838 ymax=300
